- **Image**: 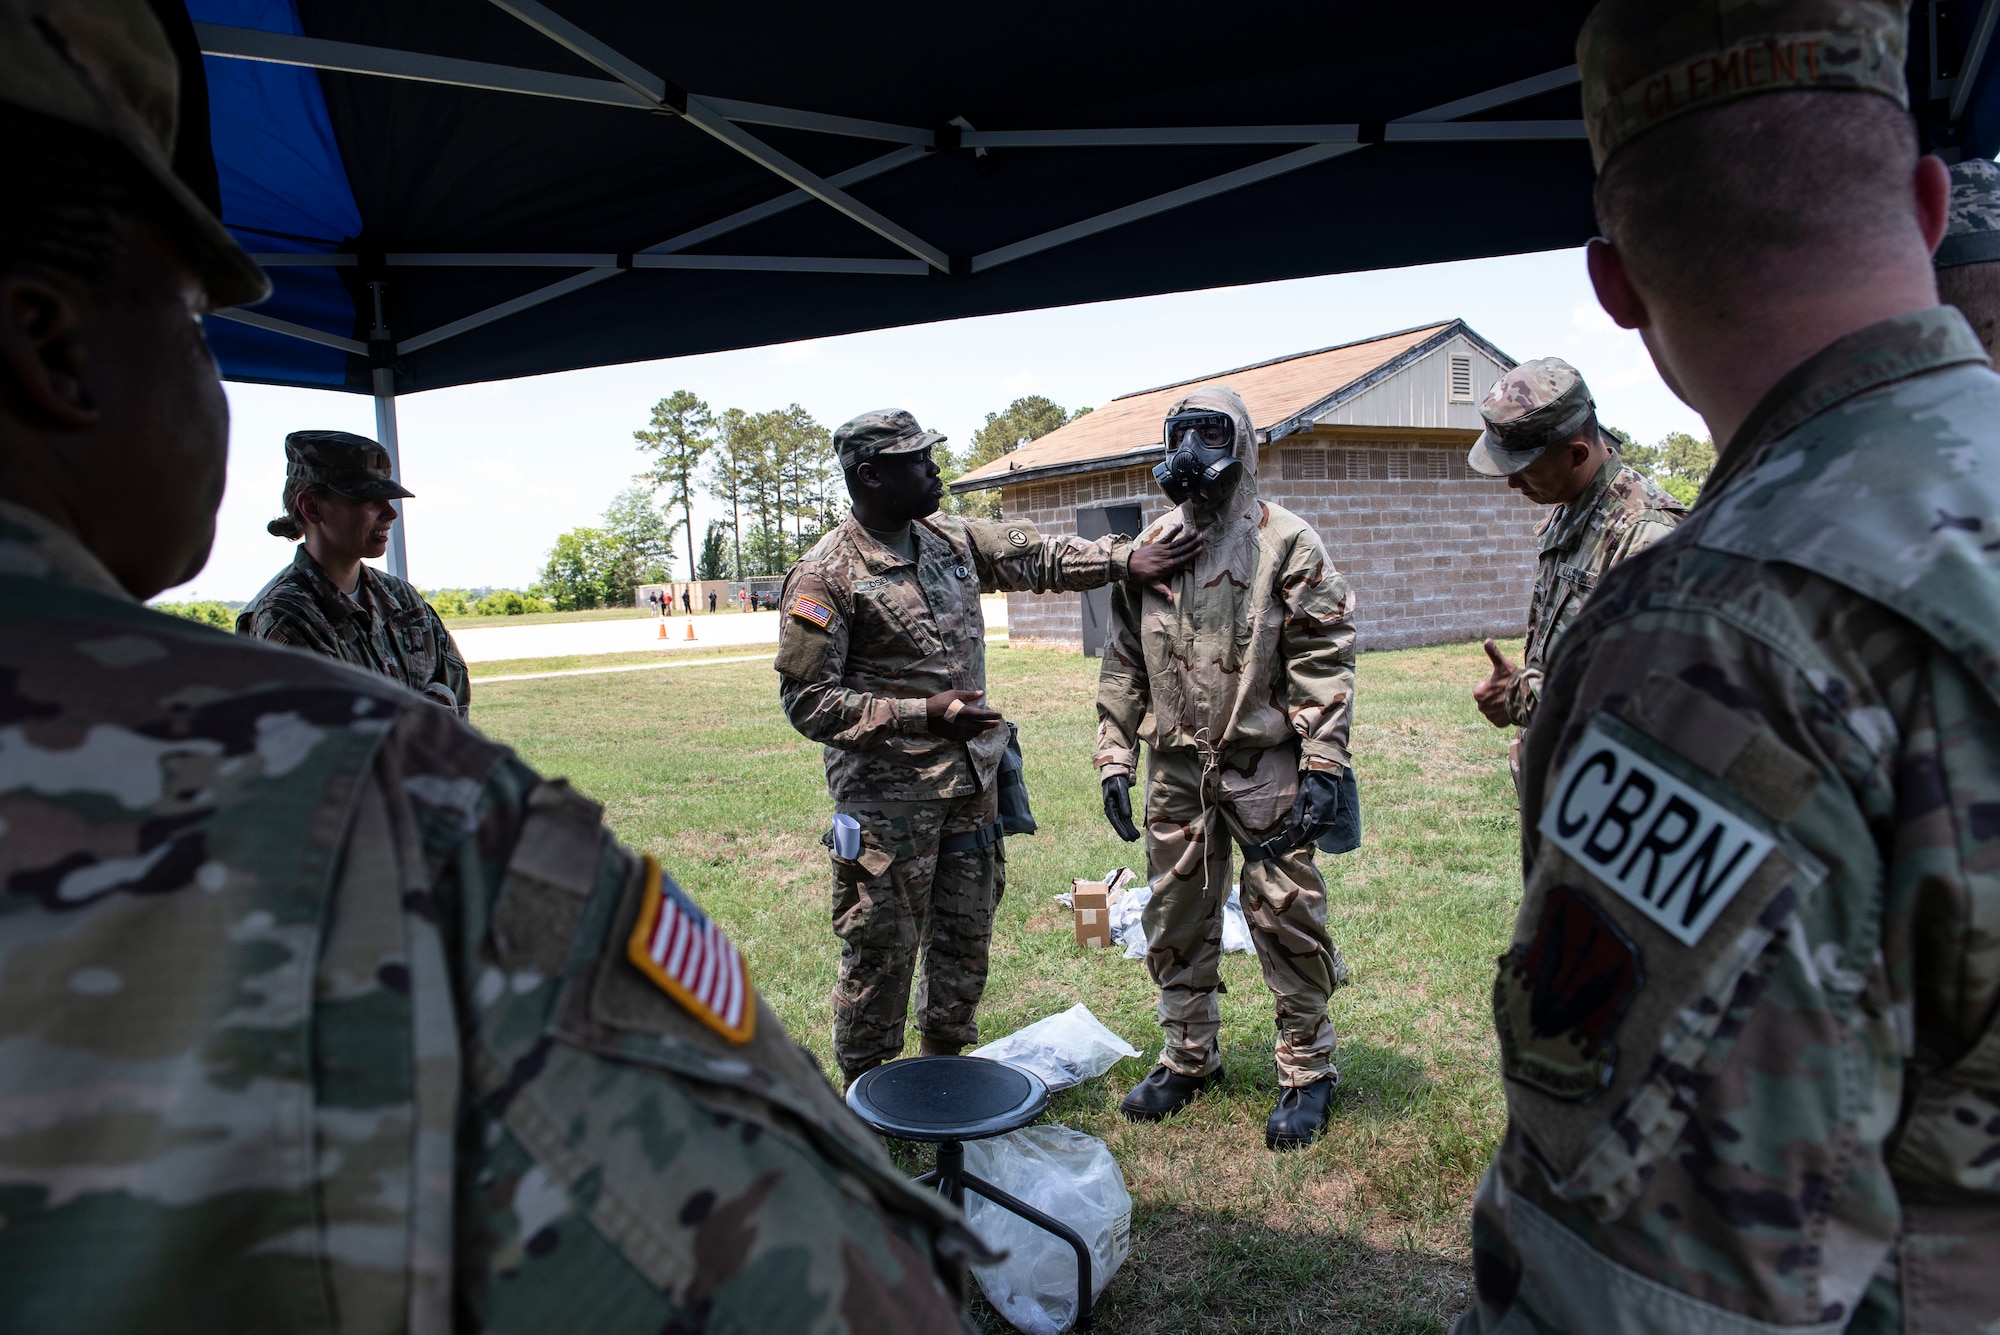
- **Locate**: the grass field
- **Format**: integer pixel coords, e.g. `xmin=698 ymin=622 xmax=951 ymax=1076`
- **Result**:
xmin=470 ymin=639 xmax=1523 ymax=1334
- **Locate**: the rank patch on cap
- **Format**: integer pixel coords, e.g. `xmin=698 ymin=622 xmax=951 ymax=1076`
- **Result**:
xmin=626 ymin=857 xmax=756 ymax=1043
xmin=789 ymin=595 xmax=834 ymax=629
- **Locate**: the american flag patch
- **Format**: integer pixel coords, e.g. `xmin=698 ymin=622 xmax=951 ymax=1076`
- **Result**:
xmin=790 ymin=595 xmax=834 ymax=628
xmin=626 ymin=857 xmax=756 ymax=1043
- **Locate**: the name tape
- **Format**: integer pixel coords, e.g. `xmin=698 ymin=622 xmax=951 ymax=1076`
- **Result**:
xmin=1539 ymin=723 xmax=1773 ymax=947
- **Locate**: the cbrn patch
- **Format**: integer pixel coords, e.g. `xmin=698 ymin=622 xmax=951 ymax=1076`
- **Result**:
xmin=625 ymin=856 xmax=756 ymax=1043
xmin=1495 ymin=885 xmax=1643 ymax=1101
xmin=1539 ymin=721 xmax=1774 ymax=946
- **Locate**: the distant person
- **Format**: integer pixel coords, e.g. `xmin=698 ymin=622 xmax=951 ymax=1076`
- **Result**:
xmin=682 ymin=588 xmax=692 ymax=613
xmin=709 ymin=589 xmax=717 ymax=612
xmin=1935 ymin=157 xmax=2000 ymax=358
xmin=0 ymin=3 xmax=976 ymax=1329
xmin=238 ymin=430 xmax=471 ymax=718
xmin=1459 ymin=1 xmax=2000 ymax=1330
xmin=776 ymin=409 xmax=1201 ymax=1087
xmin=740 ymin=588 xmax=749 ymax=612
xmin=1096 ymin=387 xmax=1360 ymax=1150
xmin=1465 ymin=359 xmax=1683 ymax=778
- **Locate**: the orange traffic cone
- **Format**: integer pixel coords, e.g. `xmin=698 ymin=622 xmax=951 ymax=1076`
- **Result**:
xmin=657 ymin=622 xmax=667 ymax=640
xmin=684 ymin=621 xmax=696 ymax=641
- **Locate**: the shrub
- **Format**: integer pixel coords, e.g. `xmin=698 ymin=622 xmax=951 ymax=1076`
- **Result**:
xmin=151 ymin=600 xmax=236 ymax=630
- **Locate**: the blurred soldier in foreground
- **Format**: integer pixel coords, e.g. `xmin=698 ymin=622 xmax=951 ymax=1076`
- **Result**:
xmin=1936 ymin=156 xmax=2000 ymax=358
xmin=0 ymin=3 xmax=978 ymax=1329
xmin=1458 ymin=1 xmax=2000 ymax=1330
xmin=238 ymin=430 xmax=470 ymax=718
xmin=1096 ymin=387 xmax=1361 ymax=1150
xmin=777 ymin=410 xmax=1200 ymax=1087
xmin=1467 ymin=358 xmax=1683 ymax=761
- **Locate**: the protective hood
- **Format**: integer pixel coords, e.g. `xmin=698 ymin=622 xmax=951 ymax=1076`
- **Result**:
xmin=1159 ymin=384 xmax=1259 ymax=533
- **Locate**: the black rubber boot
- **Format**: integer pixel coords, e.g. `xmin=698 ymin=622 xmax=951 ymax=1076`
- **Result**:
xmin=1265 ymin=1078 xmax=1336 ymax=1150
xmin=1119 ymin=1065 xmax=1222 ymax=1122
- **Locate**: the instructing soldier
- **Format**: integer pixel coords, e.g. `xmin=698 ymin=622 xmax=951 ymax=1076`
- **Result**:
xmin=237 ymin=430 xmax=470 ymax=718
xmin=1095 ymin=386 xmax=1361 ymax=1151
xmin=775 ymin=409 xmax=1200 ymax=1087
xmin=1466 ymin=358 xmax=1684 ymax=771
xmin=1459 ymin=1 xmax=2000 ymax=1329
xmin=0 ymin=3 xmax=983 ymax=1329
xmin=1935 ymin=156 xmax=2000 ymax=357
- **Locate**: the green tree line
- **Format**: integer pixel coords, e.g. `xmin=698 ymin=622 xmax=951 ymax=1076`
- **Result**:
xmin=1606 ymin=426 xmax=1715 ymax=506
xmin=535 ymin=392 xmax=1086 ymax=608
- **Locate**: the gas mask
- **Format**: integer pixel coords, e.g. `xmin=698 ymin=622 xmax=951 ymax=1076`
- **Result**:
xmin=1152 ymin=410 xmax=1242 ymax=504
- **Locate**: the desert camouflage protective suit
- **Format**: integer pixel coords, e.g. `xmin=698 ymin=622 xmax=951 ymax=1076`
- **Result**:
xmin=1455 ymin=309 xmax=2000 ymax=1333
xmin=777 ymin=513 xmax=1134 ymax=1078
xmin=1094 ymin=386 xmax=1357 ymax=1088
xmin=0 ymin=499 xmax=978 ymax=1333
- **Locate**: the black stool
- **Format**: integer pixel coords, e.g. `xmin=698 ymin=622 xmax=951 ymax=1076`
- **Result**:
xmin=847 ymin=1056 xmax=1096 ymax=1331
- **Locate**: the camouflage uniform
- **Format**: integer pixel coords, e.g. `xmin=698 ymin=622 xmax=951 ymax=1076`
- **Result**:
xmin=1507 ymin=458 xmax=1685 ymax=727
xmin=238 ymin=431 xmax=470 ymax=719
xmin=1095 ymin=386 xmax=1357 ymax=1088
xmin=778 ymin=487 xmax=1134 ymax=1078
xmin=0 ymin=494 xmax=980 ymax=1330
xmin=239 ymin=546 xmax=471 ymax=719
xmin=1935 ymin=158 xmax=2000 ymax=272
xmin=1457 ymin=3 xmax=2000 ymax=1323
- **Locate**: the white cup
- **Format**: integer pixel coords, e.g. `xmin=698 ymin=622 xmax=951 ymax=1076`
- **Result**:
xmin=831 ymin=813 xmax=862 ymax=859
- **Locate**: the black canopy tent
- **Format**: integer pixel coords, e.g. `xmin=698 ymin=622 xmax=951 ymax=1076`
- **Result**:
xmin=185 ymin=0 xmax=2000 ymax=580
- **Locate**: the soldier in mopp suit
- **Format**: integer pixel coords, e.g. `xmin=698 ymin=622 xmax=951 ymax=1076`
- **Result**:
xmin=776 ymin=410 xmax=1199 ymax=1086
xmin=238 ymin=430 xmax=471 ymax=718
xmin=1468 ymin=358 xmax=1684 ymax=765
xmin=1096 ymin=386 xmax=1361 ymax=1150
xmin=1457 ymin=0 xmax=2000 ymax=1330
xmin=0 ymin=3 xmax=980 ymax=1330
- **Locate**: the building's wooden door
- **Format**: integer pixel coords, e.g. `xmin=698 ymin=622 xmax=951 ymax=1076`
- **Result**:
xmin=1078 ymin=504 xmax=1143 ymax=656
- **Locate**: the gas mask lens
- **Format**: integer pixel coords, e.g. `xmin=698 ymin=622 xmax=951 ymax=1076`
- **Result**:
xmin=1152 ymin=410 xmax=1242 ymax=503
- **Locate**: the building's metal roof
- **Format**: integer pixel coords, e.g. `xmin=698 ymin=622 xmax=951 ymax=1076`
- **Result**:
xmin=951 ymin=319 xmax=1514 ymax=493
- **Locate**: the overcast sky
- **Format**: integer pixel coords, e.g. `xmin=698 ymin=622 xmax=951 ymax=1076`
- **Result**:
xmin=173 ymin=243 xmax=1705 ymax=603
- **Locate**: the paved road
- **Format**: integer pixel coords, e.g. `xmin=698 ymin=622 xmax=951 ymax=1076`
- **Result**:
xmin=452 ymin=594 xmax=1010 ymax=663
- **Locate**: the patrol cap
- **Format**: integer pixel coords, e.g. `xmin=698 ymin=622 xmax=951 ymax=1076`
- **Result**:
xmin=1 ymin=0 xmax=269 ymax=308
xmin=1936 ymin=158 xmax=2000 ymax=269
xmin=1576 ymin=0 xmax=1910 ymax=171
xmin=284 ymin=430 xmax=413 ymax=502
xmin=1467 ymin=357 xmax=1598 ymax=477
xmin=834 ymin=408 xmax=947 ymax=471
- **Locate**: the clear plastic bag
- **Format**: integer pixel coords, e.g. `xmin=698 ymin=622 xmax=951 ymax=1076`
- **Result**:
xmin=1222 ymin=885 xmax=1253 ymax=954
xmin=964 ymin=1124 xmax=1132 ymax=1334
xmin=1112 ymin=884 xmax=1152 ymax=959
xmin=971 ymin=1004 xmax=1140 ymax=1093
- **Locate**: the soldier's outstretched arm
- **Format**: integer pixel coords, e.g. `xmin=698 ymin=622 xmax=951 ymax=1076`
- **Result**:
xmin=1094 ymin=579 xmax=1150 ymax=780
xmin=377 ymin=704 xmax=980 ymax=1332
xmin=959 ymin=517 xmax=1132 ymax=594
xmin=1276 ymin=529 xmax=1357 ymax=771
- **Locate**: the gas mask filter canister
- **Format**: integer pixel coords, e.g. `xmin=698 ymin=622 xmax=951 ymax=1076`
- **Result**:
xmin=1152 ymin=410 xmax=1242 ymax=503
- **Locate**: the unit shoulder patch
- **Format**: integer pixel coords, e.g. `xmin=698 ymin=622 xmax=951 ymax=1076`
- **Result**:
xmin=1006 ymin=528 xmax=1028 ymax=547
xmin=1539 ymin=719 xmax=1775 ymax=947
xmin=1495 ymin=884 xmax=1643 ymax=1101
xmin=625 ymin=856 xmax=756 ymax=1043
xmin=789 ymin=594 xmax=835 ymax=629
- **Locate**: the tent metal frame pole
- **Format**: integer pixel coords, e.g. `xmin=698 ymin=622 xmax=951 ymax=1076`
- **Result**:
xmin=1952 ymin=0 xmax=2000 ymax=123
xmin=372 ymin=367 xmax=408 ymax=581
xmin=367 ymin=283 xmax=409 ymax=583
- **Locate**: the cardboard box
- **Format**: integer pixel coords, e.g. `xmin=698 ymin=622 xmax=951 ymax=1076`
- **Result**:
xmin=1072 ymin=878 xmax=1113 ymax=948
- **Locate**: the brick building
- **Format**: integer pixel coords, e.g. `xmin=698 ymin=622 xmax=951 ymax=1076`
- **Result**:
xmin=950 ymin=320 xmax=1544 ymax=653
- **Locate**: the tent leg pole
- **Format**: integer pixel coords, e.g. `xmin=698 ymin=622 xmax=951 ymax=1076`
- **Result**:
xmin=372 ymin=365 xmax=409 ymax=583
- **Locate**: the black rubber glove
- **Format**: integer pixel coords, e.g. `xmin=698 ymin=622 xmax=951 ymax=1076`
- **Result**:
xmin=1249 ymin=769 xmax=1361 ymax=861
xmin=1102 ymin=774 xmax=1140 ymax=842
